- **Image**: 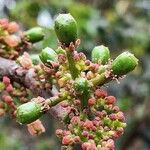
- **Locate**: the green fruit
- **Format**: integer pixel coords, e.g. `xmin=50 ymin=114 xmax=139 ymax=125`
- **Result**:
xmin=92 ymin=45 xmax=110 ymax=65
xmin=74 ymin=77 xmax=91 ymax=109
xmin=54 ymin=13 xmax=77 ymax=46
xmin=74 ymin=77 xmax=90 ymax=93
xmin=25 ymin=27 xmax=44 ymax=43
xmin=112 ymin=51 xmax=138 ymax=76
xmin=31 ymin=54 xmax=40 ymax=65
xmin=16 ymin=101 xmax=43 ymax=124
xmin=39 ymin=47 xmax=57 ymax=63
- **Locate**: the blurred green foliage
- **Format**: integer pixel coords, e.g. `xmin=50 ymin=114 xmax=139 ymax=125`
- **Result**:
xmin=8 ymin=0 xmax=150 ymax=57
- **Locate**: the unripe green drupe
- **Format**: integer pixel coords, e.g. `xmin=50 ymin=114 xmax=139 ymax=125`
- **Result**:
xmin=39 ymin=47 xmax=57 ymax=63
xmin=25 ymin=27 xmax=44 ymax=43
xmin=16 ymin=101 xmax=43 ymax=124
xmin=112 ymin=51 xmax=138 ymax=76
xmin=74 ymin=77 xmax=90 ymax=94
xmin=92 ymin=45 xmax=110 ymax=65
xmin=54 ymin=13 xmax=77 ymax=46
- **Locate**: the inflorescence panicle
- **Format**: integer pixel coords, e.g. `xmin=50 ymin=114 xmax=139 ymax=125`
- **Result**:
xmin=0 ymin=14 xmax=138 ymax=150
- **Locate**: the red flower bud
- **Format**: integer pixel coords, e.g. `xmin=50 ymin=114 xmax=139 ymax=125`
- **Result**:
xmin=0 ymin=18 xmax=8 ymax=29
xmin=105 ymin=96 xmax=116 ymax=104
xmin=3 ymin=95 xmax=13 ymax=104
xmin=82 ymin=142 xmax=96 ymax=150
xmin=3 ymin=76 xmax=10 ymax=85
xmin=70 ymin=116 xmax=80 ymax=125
xmin=88 ymin=98 xmax=96 ymax=106
xmin=7 ymin=22 xmax=19 ymax=33
xmin=95 ymin=89 xmax=107 ymax=98
xmin=62 ymin=135 xmax=73 ymax=145
xmin=83 ymin=120 xmax=94 ymax=129
xmin=6 ymin=84 xmax=13 ymax=93
xmin=82 ymin=131 xmax=89 ymax=137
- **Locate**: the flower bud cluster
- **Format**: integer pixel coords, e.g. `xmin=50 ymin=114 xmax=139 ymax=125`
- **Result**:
xmin=0 ymin=76 xmax=35 ymax=118
xmin=57 ymin=89 xmax=126 ymax=150
xmin=0 ymin=14 xmax=138 ymax=150
xmin=0 ymin=18 xmax=21 ymax=59
xmin=0 ymin=18 xmax=44 ymax=59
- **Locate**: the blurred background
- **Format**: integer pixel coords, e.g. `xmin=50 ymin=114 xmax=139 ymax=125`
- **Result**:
xmin=0 ymin=0 xmax=150 ymax=149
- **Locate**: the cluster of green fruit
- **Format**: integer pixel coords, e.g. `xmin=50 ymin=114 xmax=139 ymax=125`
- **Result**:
xmin=10 ymin=13 xmax=138 ymax=150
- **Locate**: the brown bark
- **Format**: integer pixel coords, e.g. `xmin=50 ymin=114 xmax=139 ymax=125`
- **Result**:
xmin=0 ymin=57 xmax=67 ymax=121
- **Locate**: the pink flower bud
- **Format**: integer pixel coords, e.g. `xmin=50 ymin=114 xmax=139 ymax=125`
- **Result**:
xmin=82 ymin=142 xmax=96 ymax=150
xmin=105 ymin=96 xmax=116 ymax=104
xmin=116 ymin=127 xmax=124 ymax=136
xmin=83 ymin=120 xmax=94 ymax=129
xmin=19 ymin=52 xmax=32 ymax=69
xmin=106 ymin=139 xmax=115 ymax=150
xmin=74 ymin=136 xmax=80 ymax=143
xmin=62 ymin=135 xmax=73 ymax=145
xmin=6 ymin=84 xmax=13 ymax=93
xmin=90 ymin=63 xmax=99 ymax=72
xmin=88 ymin=98 xmax=96 ymax=106
xmin=85 ymin=60 xmax=91 ymax=66
xmin=92 ymin=126 xmax=97 ymax=132
xmin=113 ymin=106 xmax=120 ymax=113
xmin=109 ymin=114 xmax=117 ymax=120
xmin=70 ymin=116 xmax=80 ymax=125
xmin=95 ymin=89 xmax=107 ymax=98
xmin=0 ymin=18 xmax=8 ymax=29
xmin=63 ymin=130 xmax=71 ymax=136
xmin=82 ymin=131 xmax=89 ymax=137
xmin=4 ymin=35 xmax=19 ymax=47
xmin=92 ymin=120 xmax=101 ymax=126
xmin=116 ymin=112 xmax=125 ymax=121
xmin=7 ymin=22 xmax=19 ymax=33
xmin=3 ymin=76 xmax=10 ymax=85
xmin=27 ymin=119 xmax=45 ymax=136
xmin=3 ymin=95 xmax=13 ymax=104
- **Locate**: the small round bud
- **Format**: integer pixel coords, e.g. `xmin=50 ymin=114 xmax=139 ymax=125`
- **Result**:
xmin=3 ymin=95 xmax=13 ymax=104
xmin=16 ymin=101 xmax=43 ymax=124
xmin=105 ymin=96 xmax=116 ymax=104
xmin=56 ymin=129 xmax=63 ymax=138
xmin=6 ymin=84 xmax=13 ymax=93
xmin=54 ymin=13 xmax=77 ymax=46
xmin=95 ymin=89 xmax=107 ymax=98
xmin=91 ymin=45 xmax=110 ymax=65
xmin=7 ymin=22 xmax=19 ymax=33
xmin=30 ymin=54 xmax=40 ymax=65
xmin=83 ymin=120 xmax=94 ymax=129
xmin=62 ymin=135 xmax=73 ymax=145
xmin=24 ymin=27 xmax=44 ymax=43
xmin=88 ymin=98 xmax=96 ymax=106
xmin=112 ymin=51 xmax=138 ymax=76
xmin=39 ymin=47 xmax=57 ymax=63
xmin=74 ymin=77 xmax=90 ymax=94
